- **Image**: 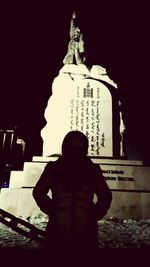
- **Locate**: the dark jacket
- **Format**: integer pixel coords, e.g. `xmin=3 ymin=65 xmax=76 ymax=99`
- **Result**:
xmin=33 ymin=156 xmax=112 ymax=245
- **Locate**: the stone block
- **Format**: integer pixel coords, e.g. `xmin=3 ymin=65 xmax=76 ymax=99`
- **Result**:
xmin=141 ymin=193 xmax=150 ymax=218
xmin=17 ymin=188 xmax=52 ymax=218
xmin=9 ymin=171 xmax=23 ymax=188
xmin=0 ymin=188 xmax=20 ymax=216
xmin=105 ymin=191 xmax=150 ymax=220
xmin=102 ymin=165 xmax=150 ymax=191
xmin=32 ymin=156 xmax=143 ymax=166
xmin=1 ymin=187 xmax=149 ymax=220
xmin=16 ymin=190 xmax=150 ymax=220
xmin=22 ymin=162 xmax=47 ymax=187
xmin=22 ymin=161 xmax=150 ymax=191
xmin=133 ymin=166 xmax=150 ymax=190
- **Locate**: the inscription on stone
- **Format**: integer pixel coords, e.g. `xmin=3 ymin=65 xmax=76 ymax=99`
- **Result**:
xmin=41 ymin=78 xmax=113 ymax=157
xmin=69 ymin=79 xmax=112 ymax=156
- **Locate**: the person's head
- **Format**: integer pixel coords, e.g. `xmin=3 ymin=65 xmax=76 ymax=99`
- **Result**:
xmin=62 ymin=131 xmax=88 ymax=158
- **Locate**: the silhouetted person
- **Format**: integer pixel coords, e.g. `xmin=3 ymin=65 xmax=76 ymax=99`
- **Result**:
xmin=33 ymin=131 xmax=112 ymax=262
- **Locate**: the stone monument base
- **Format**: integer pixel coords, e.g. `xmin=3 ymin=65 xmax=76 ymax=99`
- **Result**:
xmin=0 ymin=156 xmax=150 ymax=220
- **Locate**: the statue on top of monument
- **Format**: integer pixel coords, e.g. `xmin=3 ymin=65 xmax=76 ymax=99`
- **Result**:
xmin=62 ymin=11 xmax=117 ymax=88
xmin=63 ymin=11 xmax=87 ymax=65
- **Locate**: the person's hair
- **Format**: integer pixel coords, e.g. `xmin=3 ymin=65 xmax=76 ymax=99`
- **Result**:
xmin=62 ymin=131 xmax=88 ymax=157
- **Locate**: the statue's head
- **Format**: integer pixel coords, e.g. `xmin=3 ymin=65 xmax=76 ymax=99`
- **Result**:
xmin=62 ymin=131 xmax=88 ymax=157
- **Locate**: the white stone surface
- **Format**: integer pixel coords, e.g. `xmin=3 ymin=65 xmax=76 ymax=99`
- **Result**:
xmin=1 ymin=156 xmax=149 ymax=220
xmin=21 ymin=161 xmax=150 ymax=191
xmin=9 ymin=171 xmax=24 ymax=188
xmin=17 ymin=188 xmax=47 ymax=218
xmin=32 ymin=156 xmax=143 ymax=166
xmin=1 ymin=161 xmax=150 ymax=219
xmin=0 ymin=188 xmax=52 ymax=217
xmin=59 ymin=64 xmax=118 ymax=88
xmin=1 ymin=188 xmax=149 ymax=219
xmin=106 ymin=191 xmax=150 ymax=219
xmin=104 ymin=165 xmax=150 ymax=191
xmin=0 ymin=188 xmax=20 ymax=216
xmin=41 ymin=64 xmax=114 ymax=157
xmin=22 ymin=162 xmax=47 ymax=187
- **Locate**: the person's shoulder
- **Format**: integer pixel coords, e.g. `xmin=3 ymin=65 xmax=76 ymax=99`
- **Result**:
xmin=44 ymin=158 xmax=60 ymax=171
xmin=85 ymin=157 xmax=101 ymax=172
xmin=88 ymin=159 xmax=103 ymax=176
xmin=93 ymin=163 xmax=103 ymax=174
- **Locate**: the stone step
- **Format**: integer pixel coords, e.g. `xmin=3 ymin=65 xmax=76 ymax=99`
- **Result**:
xmin=0 ymin=188 xmax=51 ymax=218
xmin=106 ymin=191 xmax=150 ymax=219
xmin=0 ymin=188 xmax=20 ymax=216
xmin=4 ymin=158 xmax=150 ymax=220
xmin=22 ymin=162 xmax=47 ymax=187
xmin=32 ymin=156 xmax=143 ymax=166
xmin=0 ymin=187 xmax=150 ymax=219
xmin=9 ymin=171 xmax=24 ymax=188
xmin=20 ymin=161 xmax=150 ymax=191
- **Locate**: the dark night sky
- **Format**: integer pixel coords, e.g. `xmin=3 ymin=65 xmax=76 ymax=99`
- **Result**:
xmin=1 ymin=2 xmax=150 ymax=163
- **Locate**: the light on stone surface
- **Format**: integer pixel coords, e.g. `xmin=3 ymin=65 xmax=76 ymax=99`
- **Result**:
xmin=41 ymin=66 xmax=113 ymax=157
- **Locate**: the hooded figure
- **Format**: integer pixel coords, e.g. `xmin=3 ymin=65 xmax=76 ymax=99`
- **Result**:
xmin=33 ymin=131 xmax=112 ymax=259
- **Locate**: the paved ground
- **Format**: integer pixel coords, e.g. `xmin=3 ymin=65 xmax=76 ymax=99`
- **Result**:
xmin=0 ymin=217 xmax=150 ymax=266
xmin=1 ymin=217 xmax=150 ymax=248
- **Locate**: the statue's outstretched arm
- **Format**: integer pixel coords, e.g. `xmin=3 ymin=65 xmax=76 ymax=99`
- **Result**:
xmin=70 ymin=11 xmax=76 ymax=39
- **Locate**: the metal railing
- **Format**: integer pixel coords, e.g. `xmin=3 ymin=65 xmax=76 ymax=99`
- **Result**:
xmin=0 ymin=208 xmax=45 ymax=243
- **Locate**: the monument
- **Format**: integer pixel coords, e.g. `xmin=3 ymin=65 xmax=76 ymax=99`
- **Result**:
xmin=41 ymin=11 xmax=126 ymax=158
xmin=0 ymin=12 xmax=150 ymax=221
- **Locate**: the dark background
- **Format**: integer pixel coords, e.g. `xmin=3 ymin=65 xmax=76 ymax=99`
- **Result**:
xmin=1 ymin=1 xmax=150 ymax=164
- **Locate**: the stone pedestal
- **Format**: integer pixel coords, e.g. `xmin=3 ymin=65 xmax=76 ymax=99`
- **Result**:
xmin=0 ymin=156 xmax=150 ymax=220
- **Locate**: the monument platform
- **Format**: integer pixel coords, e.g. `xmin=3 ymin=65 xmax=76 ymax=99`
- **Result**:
xmin=0 ymin=156 xmax=150 ymax=220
